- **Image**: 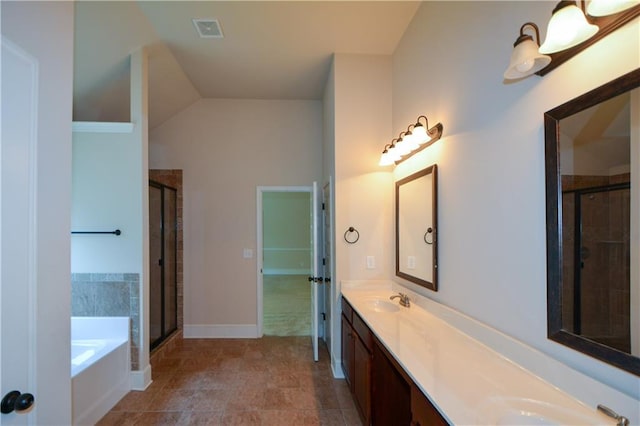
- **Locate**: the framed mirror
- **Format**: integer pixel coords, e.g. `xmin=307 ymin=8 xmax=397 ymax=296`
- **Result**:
xmin=396 ymin=165 xmax=438 ymax=291
xmin=545 ymin=68 xmax=639 ymax=376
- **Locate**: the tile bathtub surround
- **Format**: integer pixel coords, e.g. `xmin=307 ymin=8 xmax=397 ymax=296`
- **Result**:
xmin=71 ymin=273 xmax=141 ymax=370
xmin=97 ymin=336 xmax=362 ymax=426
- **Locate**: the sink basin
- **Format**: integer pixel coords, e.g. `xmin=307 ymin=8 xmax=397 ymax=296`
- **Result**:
xmin=479 ymin=398 xmax=602 ymax=426
xmin=364 ymin=298 xmax=400 ymax=313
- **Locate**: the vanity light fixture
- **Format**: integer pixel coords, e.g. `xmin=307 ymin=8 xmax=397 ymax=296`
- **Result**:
xmin=504 ymin=0 xmax=640 ymax=80
xmin=379 ymin=116 xmax=443 ymax=166
xmin=503 ymin=23 xmax=551 ymax=80
xmin=539 ymin=1 xmax=599 ymax=54
xmin=379 ymin=139 xmax=401 ymax=166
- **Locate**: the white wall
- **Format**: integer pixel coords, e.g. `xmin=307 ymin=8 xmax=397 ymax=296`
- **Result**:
xmin=149 ymin=99 xmax=322 ymax=335
xmin=1 ymin=1 xmax=74 ymax=423
xmin=263 ymin=191 xmax=311 ymax=274
xmin=391 ymin=1 xmax=639 ymax=398
xmin=329 ymin=54 xmax=394 ymax=369
xmin=71 ymin=130 xmax=143 ymax=272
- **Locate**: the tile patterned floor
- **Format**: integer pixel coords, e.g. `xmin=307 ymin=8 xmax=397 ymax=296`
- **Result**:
xmin=97 ymin=337 xmax=362 ymax=425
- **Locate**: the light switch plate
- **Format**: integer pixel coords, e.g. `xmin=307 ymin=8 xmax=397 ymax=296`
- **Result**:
xmin=243 ymin=249 xmax=253 ymax=259
xmin=366 ymin=256 xmax=375 ymax=269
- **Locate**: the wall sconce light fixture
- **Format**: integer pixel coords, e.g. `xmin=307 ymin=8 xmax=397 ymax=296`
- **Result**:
xmin=379 ymin=115 xmax=443 ymax=166
xmin=503 ymin=22 xmax=551 ymax=80
xmin=538 ymin=1 xmax=599 ymax=54
xmin=504 ymin=0 xmax=640 ymax=80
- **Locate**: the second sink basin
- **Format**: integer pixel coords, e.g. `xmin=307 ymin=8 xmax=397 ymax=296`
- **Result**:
xmin=479 ymin=397 xmax=602 ymax=426
xmin=364 ymin=298 xmax=400 ymax=313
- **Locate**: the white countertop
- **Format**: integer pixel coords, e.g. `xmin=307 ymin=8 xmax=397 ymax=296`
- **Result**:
xmin=341 ymin=283 xmax=619 ymax=425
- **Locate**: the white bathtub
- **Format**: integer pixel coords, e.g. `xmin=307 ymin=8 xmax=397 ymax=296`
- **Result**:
xmin=71 ymin=317 xmax=130 ymax=426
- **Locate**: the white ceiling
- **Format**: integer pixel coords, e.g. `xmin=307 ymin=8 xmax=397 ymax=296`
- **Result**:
xmin=73 ymin=1 xmax=421 ymax=129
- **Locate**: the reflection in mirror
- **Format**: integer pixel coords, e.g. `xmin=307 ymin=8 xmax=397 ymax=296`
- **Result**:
xmin=545 ymin=69 xmax=639 ymax=376
xmin=396 ymin=165 xmax=438 ymax=291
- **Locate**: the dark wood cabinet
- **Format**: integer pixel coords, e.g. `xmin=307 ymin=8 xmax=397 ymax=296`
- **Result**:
xmin=411 ymin=385 xmax=449 ymax=426
xmin=341 ymin=297 xmax=450 ymax=426
xmin=341 ymin=313 xmax=354 ymax=387
xmin=371 ymin=340 xmax=412 ymax=425
xmin=341 ymin=298 xmax=372 ymax=425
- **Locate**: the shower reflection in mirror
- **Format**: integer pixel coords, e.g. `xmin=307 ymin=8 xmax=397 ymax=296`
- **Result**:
xmin=558 ymin=87 xmax=635 ymax=355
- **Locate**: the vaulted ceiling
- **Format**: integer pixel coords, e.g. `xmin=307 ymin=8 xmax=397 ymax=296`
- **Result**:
xmin=73 ymin=1 xmax=421 ymax=129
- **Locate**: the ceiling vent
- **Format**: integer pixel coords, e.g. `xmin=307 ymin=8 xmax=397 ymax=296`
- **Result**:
xmin=192 ymin=19 xmax=223 ymax=39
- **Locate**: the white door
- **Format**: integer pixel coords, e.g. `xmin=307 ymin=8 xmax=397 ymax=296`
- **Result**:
xmin=322 ymin=180 xmax=333 ymax=354
xmin=310 ymin=182 xmax=324 ymax=361
xmin=1 ymin=37 xmax=39 ymax=425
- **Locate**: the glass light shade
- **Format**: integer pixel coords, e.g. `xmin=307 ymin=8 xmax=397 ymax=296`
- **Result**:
xmin=387 ymin=145 xmax=401 ymax=161
xmin=379 ymin=151 xmax=395 ymax=166
xmin=403 ymin=133 xmax=420 ymax=150
xmin=395 ymin=138 xmax=412 ymax=155
xmin=412 ymin=124 xmax=431 ymax=144
xmin=539 ymin=3 xmax=599 ymax=54
xmin=504 ymin=38 xmax=551 ymax=79
xmin=587 ymin=0 xmax=638 ymax=16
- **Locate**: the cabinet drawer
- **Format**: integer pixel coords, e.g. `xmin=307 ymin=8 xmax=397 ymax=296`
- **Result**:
xmin=341 ymin=297 xmax=353 ymax=323
xmin=353 ymin=313 xmax=373 ymax=352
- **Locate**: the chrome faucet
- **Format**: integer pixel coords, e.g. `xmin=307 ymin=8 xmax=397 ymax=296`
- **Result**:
xmin=390 ymin=292 xmax=410 ymax=308
xmin=597 ymin=404 xmax=629 ymax=426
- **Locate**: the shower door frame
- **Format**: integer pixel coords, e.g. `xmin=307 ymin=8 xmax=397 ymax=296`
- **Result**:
xmin=563 ymin=181 xmax=630 ymax=336
xmin=149 ymin=180 xmax=178 ymax=351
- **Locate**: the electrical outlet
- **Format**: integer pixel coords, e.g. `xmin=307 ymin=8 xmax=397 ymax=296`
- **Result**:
xmin=366 ymin=256 xmax=375 ymax=269
xmin=243 ymin=249 xmax=253 ymax=259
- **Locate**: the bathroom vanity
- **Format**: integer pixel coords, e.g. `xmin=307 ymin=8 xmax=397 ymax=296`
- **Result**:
xmin=341 ymin=296 xmax=446 ymax=425
xmin=340 ymin=281 xmax=635 ymax=425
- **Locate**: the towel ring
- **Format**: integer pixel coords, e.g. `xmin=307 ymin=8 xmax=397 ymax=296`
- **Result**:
xmin=344 ymin=227 xmax=360 ymax=244
xmin=424 ymin=227 xmax=435 ymax=245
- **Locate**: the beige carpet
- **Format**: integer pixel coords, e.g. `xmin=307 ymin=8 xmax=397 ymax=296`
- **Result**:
xmin=263 ymin=275 xmax=311 ymax=336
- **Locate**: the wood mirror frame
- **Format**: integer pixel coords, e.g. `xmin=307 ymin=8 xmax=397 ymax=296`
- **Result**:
xmin=544 ymin=68 xmax=640 ymax=376
xmin=396 ymin=165 xmax=438 ymax=291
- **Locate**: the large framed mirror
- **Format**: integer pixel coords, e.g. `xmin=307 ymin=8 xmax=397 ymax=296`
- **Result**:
xmin=545 ymin=68 xmax=639 ymax=376
xmin=396 ymin=165 xmax=438 ymax=291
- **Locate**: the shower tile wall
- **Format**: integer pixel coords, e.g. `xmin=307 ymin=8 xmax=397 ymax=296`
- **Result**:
xmin=72 ymin=273 xmax=140 ymax=370
xmin=561 ymin=174 xmax=631 ymax=351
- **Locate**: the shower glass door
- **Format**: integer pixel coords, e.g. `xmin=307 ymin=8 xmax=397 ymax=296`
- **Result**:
xmin=149 ymin=181 xmax=178 ymax=350
xmin=562 ymin=183 xmax=631 ymax=353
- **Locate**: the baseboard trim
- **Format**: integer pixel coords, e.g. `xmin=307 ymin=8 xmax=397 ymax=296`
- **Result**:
xmin=130 ymin=364 xmax=152 ymax=391
xmin=183 ymin=324 xmax=259 ymax=338
xmin=331 ymin=357 xmax=345 ymax=379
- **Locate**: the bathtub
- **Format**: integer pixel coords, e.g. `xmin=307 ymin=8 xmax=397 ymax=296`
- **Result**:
xmin=71 ymin=317 xmax=130 ymax=426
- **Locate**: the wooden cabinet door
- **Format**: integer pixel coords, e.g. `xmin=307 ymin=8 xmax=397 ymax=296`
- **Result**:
xmin=411 ymin=385 xmax=449 ymax=426
xmin=353 ymin=335 xmax=371 ymax=425
xmin=341 ymin=314 xmax=354 ymax=389
xmin=371 ymin=341 xmax=412 ymax=425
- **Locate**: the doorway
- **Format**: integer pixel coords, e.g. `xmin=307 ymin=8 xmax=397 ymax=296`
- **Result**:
xmin=149 ymin=181 xmax=178 ymax=350
xmin=260 ymin=190 xmax=312 ymax=336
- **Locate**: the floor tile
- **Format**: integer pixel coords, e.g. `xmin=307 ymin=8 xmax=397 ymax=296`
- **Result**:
xmin=98 ymin=337 xmax=362 ymax=425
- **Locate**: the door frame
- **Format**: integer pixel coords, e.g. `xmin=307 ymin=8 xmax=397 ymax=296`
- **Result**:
xmin=148 ymin=180 xmax=178 ymax=350
xmin=256 ymin=186 xmax=312 ymax=337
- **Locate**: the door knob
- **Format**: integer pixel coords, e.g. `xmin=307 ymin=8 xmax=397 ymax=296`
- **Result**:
xmin=1 ymin=390 xmax=34 ymax=414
